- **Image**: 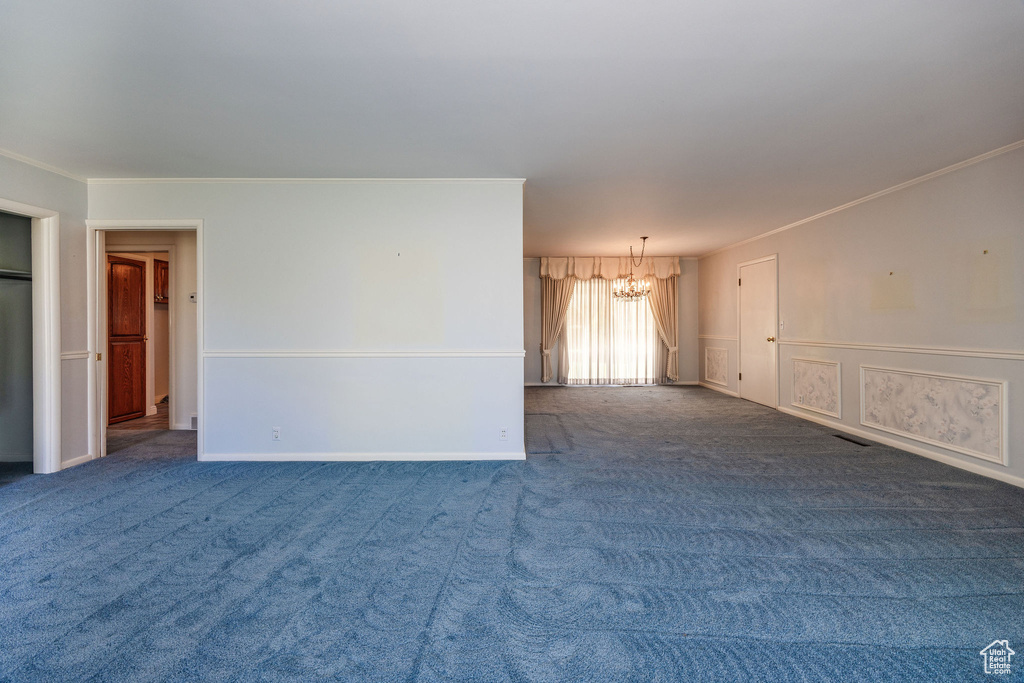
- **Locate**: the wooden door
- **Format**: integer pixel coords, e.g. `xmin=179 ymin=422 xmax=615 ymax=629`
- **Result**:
xmin=108 ymin=255 xmax=147 ymax=423
xmin=738 ymin=256 xmax=778 ymax=408
xmin=154 ymin=258 xmax=169 ymax=302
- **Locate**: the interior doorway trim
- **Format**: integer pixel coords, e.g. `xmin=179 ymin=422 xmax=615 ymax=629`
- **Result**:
xmin=0 ymin=197 xmax=61 ymax=474
xmin=86 ymin=219 xmax=204 ymax=460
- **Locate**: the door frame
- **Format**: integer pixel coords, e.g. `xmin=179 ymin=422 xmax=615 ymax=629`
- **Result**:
xmin=86 ymin=220 xmax=204 ymax=459
xmin=0 ymin=198 xmax=61 ymax=474
xmin=736 ymin=254 xmax=779 ymax=408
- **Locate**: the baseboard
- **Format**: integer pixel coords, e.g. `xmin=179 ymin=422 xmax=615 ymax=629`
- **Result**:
xmin=524 ymin=382 xmax=554 ymax=386
xmin=147 ymin=405 xmax=158 ymax=416
xmin=198 ymin=450 xmax=528 ymax=462
xmin=673 ymin=380 xmax=699 ymax=386
xmin=61 ymin=453 xmax=96 ymax=469
xmin=777 ymin=406 xmax=1024 ymax=489
xmin=170 ymin=422 xmax=192 ymax=430
xmin=698 ymin=381 xmax=739 ymax=397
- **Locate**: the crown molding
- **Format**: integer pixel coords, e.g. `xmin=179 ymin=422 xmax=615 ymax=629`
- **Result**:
xmin=87 ymin=177 xmax=526 ymax=185
xmin=700 ymin=138 xmax=1024 ymax=259
xmin=0 ymin=148 xmax=87 ymax=183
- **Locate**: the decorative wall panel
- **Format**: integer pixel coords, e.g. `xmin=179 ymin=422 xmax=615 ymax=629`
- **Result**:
xmin=792 ymin=358 xmax=841 ymax=418
xmin=705 ymin=347 xmax=728 ymax=386
xmin=861 ymin=366 xmax=1005 ymax=464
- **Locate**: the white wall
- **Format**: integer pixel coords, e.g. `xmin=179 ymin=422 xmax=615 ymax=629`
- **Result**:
xmin=88 ymin=179 xmax=525 ymax=460
xmin=523 ymin=257 xmax=699 ymax=385
xmin=698 ymin=145 xmax=1024 ymax=485
xmin=0 ymin=154 xmax=90 ymax=467
xmin=105 ymin=234 xmax=198 ymax=430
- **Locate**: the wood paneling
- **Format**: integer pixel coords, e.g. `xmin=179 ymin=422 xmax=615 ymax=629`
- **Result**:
xmin=108 ymin=255 xmax=147 ymax=424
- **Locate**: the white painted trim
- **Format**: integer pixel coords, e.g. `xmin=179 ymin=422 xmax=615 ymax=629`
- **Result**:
xmin=777 ymin=406 xmax=1024 ymax=490
xmin=203 ymin=349 xmax=526 ymax=358
xmin=737 ymin=254 xmax=778 ymax=268
xmin=87 ymin=220 xmax=204 ymax=459
xmin=701 ymin=138 xmax=1024 ymax=258
xmin=778 ymin=339 xmax=1024 ymax=361
xmin=790 ymin=357 xmax=842 ymax=419
xmin=87 ymin=178 xmax=527 ymax=186
xmin=171 ymin=422 xmax=191 ymax=431
xmin=698 ymin=381 xmax=739 ymax=397
xmin=199 ymin=451 xmax=527 ymax=462
xmin=524 ymin=382 xmax=555 ymax=386
xmin=60 ymin=351 xmax=92 ymax=361
xmin=673 ymin=381 xmax=700 ymax=386
xmin=60 ymin=453 xmax=97 ymax=469
xmin=0 ymin=148 xmax=87 ymax=183
xmin=703 ymin=346 xmax=729 ymax=387
xmin=0 ymin=198 xmax=62 ymax=474
xmin=859 ymin=365 xmax=1007 ymax=466
xmin=736 ymin=254 xmax=779 ymax=408
xmin=698 ymin=335 xmax=738 ymax=341
xmin=87 ymin=219 xmax=204 ymax=229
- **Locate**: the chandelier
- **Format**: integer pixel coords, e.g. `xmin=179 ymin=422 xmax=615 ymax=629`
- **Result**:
xmin=613 ymin=236 xmax=650 ymax=301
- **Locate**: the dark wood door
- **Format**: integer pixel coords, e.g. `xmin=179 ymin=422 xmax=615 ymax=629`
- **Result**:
xmin=108 ymin=255 xmax=147 ymax=424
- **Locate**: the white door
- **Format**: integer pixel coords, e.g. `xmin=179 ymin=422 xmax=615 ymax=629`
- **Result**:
xmin=738 ymin=256 xmax=777 ymax=407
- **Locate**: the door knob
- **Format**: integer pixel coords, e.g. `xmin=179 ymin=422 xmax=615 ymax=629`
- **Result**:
xmin=767 ymin=336 xmax=775 ymax=342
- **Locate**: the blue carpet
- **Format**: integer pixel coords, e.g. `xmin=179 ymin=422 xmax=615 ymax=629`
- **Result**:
xmin=1 ymin=387 xmax=1022 ymax=681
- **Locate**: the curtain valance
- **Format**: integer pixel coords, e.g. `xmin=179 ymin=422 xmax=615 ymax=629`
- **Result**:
xmin=540 ymin=256 xmax=680 ymax=281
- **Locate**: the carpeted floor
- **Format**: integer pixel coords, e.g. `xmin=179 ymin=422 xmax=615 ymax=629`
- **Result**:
xmin=1 ymin=386 xmax=1022 ymax=681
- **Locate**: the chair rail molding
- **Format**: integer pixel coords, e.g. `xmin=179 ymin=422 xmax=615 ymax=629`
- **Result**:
xmin=778 ymin=339 xmax=1024 ymax=361
xmin=203 ymin=349 xmax=526 ymax=358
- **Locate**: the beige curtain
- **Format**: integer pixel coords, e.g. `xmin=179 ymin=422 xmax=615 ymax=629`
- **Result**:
xmin=541 ymin=275 xmax=576 ymax=382
xmin=647 ymin=275 xmax=678 ymax=381
xmin=563 ymin=277 xmax=658 ymax=385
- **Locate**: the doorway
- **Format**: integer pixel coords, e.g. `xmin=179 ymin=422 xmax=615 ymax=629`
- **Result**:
xmin=88 ymin=222 xmax=202 ymax=459
xmin=738 ymin=255 xmax=778 ymax=408
xmin=106 ymin=251 xmax=171 ymax=431
xmin=0 ymin=199 xmax=60 ymax=474
xmin=0 ymin=212 xmax=34 ymax=468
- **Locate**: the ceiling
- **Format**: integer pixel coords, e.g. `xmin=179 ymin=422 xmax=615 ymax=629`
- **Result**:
xmin=2 ymin=0 xmax=1022 ymax=257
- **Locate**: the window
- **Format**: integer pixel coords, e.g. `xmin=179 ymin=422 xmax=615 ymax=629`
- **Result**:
xmin=563 ymin=277 xmax=659 ymax=385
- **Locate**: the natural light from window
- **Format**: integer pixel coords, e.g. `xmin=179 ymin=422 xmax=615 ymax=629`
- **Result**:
xmin=564 ymin=277 xmax=658 ymax=385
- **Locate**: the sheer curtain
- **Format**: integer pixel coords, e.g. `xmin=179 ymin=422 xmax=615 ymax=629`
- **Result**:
xmin=563 ymin=277 xmax=658 ymax=385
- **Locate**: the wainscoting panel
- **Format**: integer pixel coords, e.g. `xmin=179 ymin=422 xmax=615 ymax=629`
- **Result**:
xmin=791 ymin=358 xmax=841 ymax=418
xmin=705 ymin=347 xmax=728 ymax=386
xmin=861 ymin=366 xmax=1006 ymax=465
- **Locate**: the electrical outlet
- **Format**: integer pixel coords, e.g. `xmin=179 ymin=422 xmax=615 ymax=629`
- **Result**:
xmin=499 ymin=428 xmax=509 ymax=441
xmin=272 ymin=427 xmax=281 ymax=441
xmin=798 ymin=395 xmax=804 ymax=404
